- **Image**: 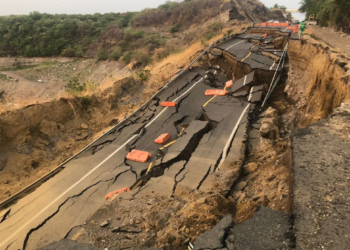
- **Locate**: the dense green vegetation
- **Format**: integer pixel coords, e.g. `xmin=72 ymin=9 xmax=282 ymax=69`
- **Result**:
xmin=0 ymin=11 xmax=136 ymax=57
xmin=300 ymin=0 xmax=350 ymax=32
xmin=0 ymin=0 xmax=225 ymax=59
xmin=0 ymin=0 xmax=231 ymax=67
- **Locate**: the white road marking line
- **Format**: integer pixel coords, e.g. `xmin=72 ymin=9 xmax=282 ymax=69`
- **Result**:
xmin=270 ymin=61 xmax=276 ymax=70
xmin=217 ymin=103 xmax=251 ymax=170
xmin=243 ymin=75 xmax=248 ymax=86
xmin=225 ymin=40 xmax=244 ymax=50
xmin=145 ymin=108 xmax=168 ymax=128
xmin=0 ymin=135 xmax=138 ymax=249
xmin=145 ymin=78 xmax=203 ymax=128
xmin=1 ymin=76 xmax=205 ymax=249
xmin=248 ymin=86 xmax=255 ymax=102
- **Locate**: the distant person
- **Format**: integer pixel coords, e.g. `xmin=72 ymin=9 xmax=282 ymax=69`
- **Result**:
xmin=300 ymin=21 xmax=306 ymax=35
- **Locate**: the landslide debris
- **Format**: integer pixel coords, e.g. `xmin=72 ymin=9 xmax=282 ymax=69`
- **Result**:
xmin=75 ymin=188 xmax=235 ymax=249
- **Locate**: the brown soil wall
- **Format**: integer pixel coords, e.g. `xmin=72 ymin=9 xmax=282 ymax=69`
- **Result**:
xmin=286 ymin=39 xmax=350 ymax=126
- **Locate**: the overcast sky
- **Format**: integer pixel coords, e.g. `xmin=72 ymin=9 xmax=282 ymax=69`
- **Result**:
xmin=0 ymin=0 xmax=302 ymax=16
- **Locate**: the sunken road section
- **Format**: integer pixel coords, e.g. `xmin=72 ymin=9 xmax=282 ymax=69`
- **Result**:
xmin=0 ymin=27 xmax=292 ymax=250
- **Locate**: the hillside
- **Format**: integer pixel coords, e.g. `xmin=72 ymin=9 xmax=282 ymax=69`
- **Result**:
xmin=0 ymin=0 xmax=268 ymax=64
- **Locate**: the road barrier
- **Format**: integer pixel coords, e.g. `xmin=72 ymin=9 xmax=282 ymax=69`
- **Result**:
xmin=205 ymin=89 xmax=229 ymax=96
xmin=154 ymin=133 xmax=171 ymax=144
xmin=0 ymin=28 xmax=249 ymax=210
xmin=160 ymin=101 xmax=177 ymax=107
xmin=126 ymin=150 xmax=152 ymax=163
xmin=257 ymin=22 xmax=290 ymax=27
xmin=261 ymin=42 xmax=289 ymax=107
xmin=225 ymin=80 xmax=234 ymax=88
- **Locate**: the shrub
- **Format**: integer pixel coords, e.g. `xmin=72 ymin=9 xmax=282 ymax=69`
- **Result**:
xmin=208 ymin=22 xmax=224 ymax=34
xmin=74 ymin=45 xmax=84 ymax=57
xmin=65 ymin=79 xmax=86 ymax=95
xmin=134 ymin=52 xmax=152 ymax=65
xmin=122 ymin=51 xmax=134 ymax=64
xmin=132 ymin=30 xmax=144 ymax=39
xmin=157 ymin=50 xmax=170 ymax=60
xmin=97 ymin=47 xmax=108 ymax=61
xmin=226 ymin=29 xmax=234 ymax=36
xmin=109 ymin=46 xmax=123 ymax=60
xmin=80 ymin=95 xmax=92 ymax=108
xmin=136 ymin=69 xmax=151 ymax=82
xmin=170 ymin=25 xmax=179 ymax=33
xmin=61 ymin=46 xmax=76 ymax=57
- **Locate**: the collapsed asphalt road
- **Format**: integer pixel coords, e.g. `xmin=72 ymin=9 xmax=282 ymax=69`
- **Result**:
xmin=0 ymin=28 xmax=291 ymax=250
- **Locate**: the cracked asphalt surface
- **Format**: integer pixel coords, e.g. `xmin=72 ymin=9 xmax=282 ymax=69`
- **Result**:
xmin=0 ymin=29 xmax=289 ymax=250
xmin=193 ymin=207 xmax=294 ymax=250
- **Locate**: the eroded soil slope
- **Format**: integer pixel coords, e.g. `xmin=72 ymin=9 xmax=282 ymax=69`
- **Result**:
xmin=0 ymin=77 xmax=144 ymax=201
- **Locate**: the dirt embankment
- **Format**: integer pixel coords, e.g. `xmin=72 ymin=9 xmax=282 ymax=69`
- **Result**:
xmin=286 ymin=38 xmax=350 ymax=126
xmin=0 ymin=77 xmax=145 ymax=202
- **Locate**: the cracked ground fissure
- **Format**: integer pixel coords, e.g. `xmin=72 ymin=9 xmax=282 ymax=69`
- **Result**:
xmin=63 ymin=224 xmax=84 ymax=239
xmin=21 ymin=171 xmax=129 ymax=250
xmin=0 ymin=209 xmax=10 ymax=223
xmin=172 ymin=161 xmax=190 ymax=195
xmin=160 ymin=93 xmax=190 ymax=128
xmin=141 ymin=120 xmax=212 ymax=190
xmin=5 ymin=241 xmax=14 ymax=250
xmin=147 ymin=118 xmax=220 ymax=195
xmin=196 ymin=166 xmax=212 ymax=190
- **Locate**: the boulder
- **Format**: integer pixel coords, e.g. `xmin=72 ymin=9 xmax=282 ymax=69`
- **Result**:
xmin=260 ymin=107 xmax=280 ymax=140
xmin=234 ymin=181 xmax=247 ymax=191
xmin=81 ymin=123 xmax=88 ymax=129
xmin=244 ymin=162 xmax=258 ymax=174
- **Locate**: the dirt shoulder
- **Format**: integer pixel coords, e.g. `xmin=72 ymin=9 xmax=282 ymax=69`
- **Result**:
xmin=293 ymin=102 xmax=350 ymax=250
xmin=307 ymin=25 xmax=350 ymax=56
